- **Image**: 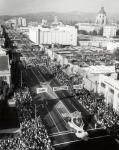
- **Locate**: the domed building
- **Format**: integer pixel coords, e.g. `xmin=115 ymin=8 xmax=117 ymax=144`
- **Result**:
xmin=95 ymin=7 xmax=107 ymax=26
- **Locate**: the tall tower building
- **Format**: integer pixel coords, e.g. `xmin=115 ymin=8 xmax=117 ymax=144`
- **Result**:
xmin=95 ymin=7 xmax=107 ymax=26
xmin=22 ymin=18 xmax=27 ymax=27
xmin=17 ymin=17 xmax=22 ymax=26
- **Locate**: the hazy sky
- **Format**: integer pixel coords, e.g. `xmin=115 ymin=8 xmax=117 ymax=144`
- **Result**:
xmin=0 ymin=0 xmax=119 ymax=15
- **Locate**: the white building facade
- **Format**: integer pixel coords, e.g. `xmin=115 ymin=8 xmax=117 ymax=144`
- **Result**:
xmin=29 ymin=25 xmax=77 ymax=46
xmin=17 ymin=17 xmax=27 ymax=27
xmin=107 ymin=41 xmax=119 ymax=52
xmin=76 ymin=23 xmax=101 ymax=33
xmin=103 ymin=25 xmax=117 ymax=38
xmin=98 ymin=74 xmax=119 ymax=114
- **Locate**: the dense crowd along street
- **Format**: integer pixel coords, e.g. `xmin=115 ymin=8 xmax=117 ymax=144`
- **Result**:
xmin=0 ymin=88 xmax=53 ymax=150
xmin=0 ymin=27 xmax=119 ymax=150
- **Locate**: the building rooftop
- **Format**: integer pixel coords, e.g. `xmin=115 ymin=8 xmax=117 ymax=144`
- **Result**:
xmin=85 ymin=65 xmax=115 ymax=74
xmin=99 ymin=74 xmax=119 ymax=90
xmin=0 ymin=56 xmax=9 ymax=71
xmin=0 ymin=102 xmax=20 ymax=131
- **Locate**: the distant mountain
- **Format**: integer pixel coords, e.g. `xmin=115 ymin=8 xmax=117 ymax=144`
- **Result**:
xmin=0 ymin=11 xmax=119 ymax=25
xmin=17 ymin=12 xmax=96 ymax=25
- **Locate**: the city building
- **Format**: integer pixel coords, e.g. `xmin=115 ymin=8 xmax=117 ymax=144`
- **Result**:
xmin=103 ymin=25 xmax=117 ymax=38
xmin=29 ymin=25 xmax=77 ymax=46
xmin=17 ymin=17 xmax=22 ymax=26
xmin=28 ymin=21 xmax=39 ymax=27
xmin=5 ymin=18 xmax=17 ymax=29
xmin=22 ymin=18 xmax=27 ymax=27
xmin=5 ymin=17 xmax=27 ymax=28
xmin=98 ymin=74 xmax=119 ymax=113
xmin=41 ymin=19 xmax=47 ymax=27
xmin=78 ymin=35 xmax=109 ymax=48
xmin=45 ymin=45 xmax=116 ymax=95
xmin=17 ymin=17 xmax=27 ymax=27
xmin=0 ymin=47 xmax=11 ymax=86
xmin=95 ymin=6 xmax=107 ymax=26
xmin=76 ymin=23 xmax=101 ymax=34
xmin=18 ymin=27 xmax=30 ymax=36
xmin=52 ymin=16 xmax=63 ymax=26
xmin=107 ymin=40 xmax=119 ymax=52
xmin=82 ymin=65 xmax=116 ymax=92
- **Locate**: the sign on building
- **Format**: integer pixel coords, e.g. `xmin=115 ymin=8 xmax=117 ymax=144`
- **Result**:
xmin=38 ymin=63 xmax=46 ymax=66
xmin=41 ymin=56 xmax=47 ymax=59
xmin=115 ymin=63 xmax=119 ymax=73
xmin=53 ymin=86 xmax=68 ymax=91
xmin=20 ymin=57 xmax=26 ymax=61
xmin=36 ymin=88 xmax=47 ymax=94
xmin=73 ymin=84 xmax=82 ymax=89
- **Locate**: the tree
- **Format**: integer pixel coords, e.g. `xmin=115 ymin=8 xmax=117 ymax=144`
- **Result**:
xmin=116 ymin=30 xmax=119 ymax=36
xmin=98 ymin=28 xmax=103 ymax=36
xmin=113 ymin=48 xmax=119 ymax=60
xmin=89 ymin=30 xmax=97 ymax=36
xmin=78 ymin=30 xmax=88 ymax=35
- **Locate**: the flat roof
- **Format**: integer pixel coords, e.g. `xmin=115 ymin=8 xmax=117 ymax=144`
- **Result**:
xmin=0 ymin=102 xmax=20 ymax=130
xmin=0 ymin=56 xmax=9 ymax=71
xmin=84 ymin=65 xmax=115 ymax=74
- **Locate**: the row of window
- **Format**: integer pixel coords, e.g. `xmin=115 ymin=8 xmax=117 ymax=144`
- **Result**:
xmin=100 ymin=82 xmax=119 ymax=97
xmin=101 ymin=82 xmax=114 ymax=94
xmin=0 ymin=76 xmax=7 ymax=81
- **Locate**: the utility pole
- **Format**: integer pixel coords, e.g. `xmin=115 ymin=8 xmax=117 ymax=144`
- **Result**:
xmin=21 ymin=71 xmax=22 ymax=87
xmin=35 ymin=104 xmax=37 ymax=121
xmin=34 ymin=104 xmax=37 ymax=138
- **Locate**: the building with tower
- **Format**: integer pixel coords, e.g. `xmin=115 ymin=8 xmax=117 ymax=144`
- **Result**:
xmin=41 ymin=19 xmax=47 ymax=27
xmin=95 ymin=7 xmax=107 ymax=26
xmin=52 ymin=16 xmax=63 ymax=26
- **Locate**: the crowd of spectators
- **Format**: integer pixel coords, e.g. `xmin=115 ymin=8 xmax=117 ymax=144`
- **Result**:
xmin=45 ymin=61 xmax=119 ymax=138
xmin=25 ymin=50 xmax=119 ymax=139
xmin=0 ymin=87 xmax=54 ymax=150
xmin=76 ymin=89 xmax=119 ymax=138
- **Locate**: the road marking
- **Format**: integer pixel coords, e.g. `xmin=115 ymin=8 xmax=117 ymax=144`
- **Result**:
xmin=88 ymin=127 xmax=106 ymax=131
xmin=36 ymin=67 xmax=46 ymax=82
xmin=46 ymin=105 xmax=60 ymax=133
xmin=55 ymin=106 xmax=68 ymax=126
xmin=49 ymin=131 xmax=74 ymax=137
xmin=53 ymin=135 xmax=111 ymax=147
xmin=30 ymin=68 xmax=41 ymax=83
xmin=53 ymin=139 xmax=80 ymax=147
xmin=31 ymin=66 xmax=93 ymax=131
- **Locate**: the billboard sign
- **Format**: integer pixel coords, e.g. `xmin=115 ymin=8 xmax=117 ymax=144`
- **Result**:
xmin=115 ymin=63 xmax=119 ymax=73
xmin=20 ymin=57 xmax=26 ymax=61
xmin=73 ymin=84 xmax=82 ymax=89
xmin=53 ymin=86 xmax=68 ymax=91
xmin=36 ymin=88 xmax=47 ymax=94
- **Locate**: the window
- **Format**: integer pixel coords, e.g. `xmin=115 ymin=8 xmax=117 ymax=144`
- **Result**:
xmin=101 ymin=82 xmax=106 ymax=88
xmin=117 ymin=93 xmax=119 ymax=98
xmin=0 ymin=76 xmax=7 ymax=81
xmin=109 ymin=88 xmax=114 ymax=94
